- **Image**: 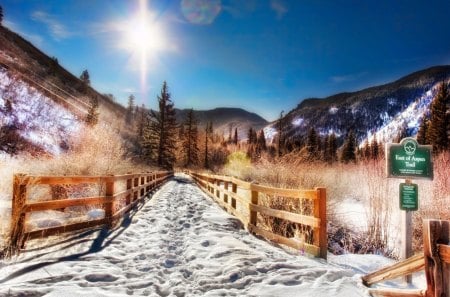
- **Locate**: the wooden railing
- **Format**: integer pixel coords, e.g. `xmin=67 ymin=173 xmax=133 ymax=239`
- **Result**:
xmin=9 ymin=171 xmax=173 ymax=252
xmin=189 ymin=172 xmax=327 ymax=259
xmin=362 ymin=219 xmax=450 ymax=297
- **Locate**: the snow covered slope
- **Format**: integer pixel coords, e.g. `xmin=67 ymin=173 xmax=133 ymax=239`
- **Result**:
xmin=0 ymin=67 xmax=80 ymax=155
xmin=0 ymin=174 xmax=372 ymax=297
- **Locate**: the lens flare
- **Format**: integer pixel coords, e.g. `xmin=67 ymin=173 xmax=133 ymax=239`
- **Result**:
xmin=181 ymin=0 xmax=222 ymax=25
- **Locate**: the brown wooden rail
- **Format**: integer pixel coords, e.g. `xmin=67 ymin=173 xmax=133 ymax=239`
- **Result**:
xmin=189 ymin=171 xmax=327 ymax=259
xmin=362 ymin=219 xmax=450 ymax=297
xmin=9 ymin=171 xmax=173 ymax=253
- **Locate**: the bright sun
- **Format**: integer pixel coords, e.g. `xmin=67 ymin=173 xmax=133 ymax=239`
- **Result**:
xmin=122 ymin=0 xmax=167 ymax=93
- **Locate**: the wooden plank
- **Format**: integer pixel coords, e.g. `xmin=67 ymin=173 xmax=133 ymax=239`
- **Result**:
xmin=249 ymin=203 xmax=319 ymax=228
xmin=10 ymin=174 xmax=28 ymax=251
xmin=248 ymin=224 xmax=320 ymax=257
xmin=231 ymin=177 xmax=251 ymax=189
xmin=362 ymin=253 xmax=425 ymax=286
xmin=23 ymin=196 xmax=109 ymax=212
xmin=25 ymin=218 xmax=107 ymax=240
xmin=251 ymin=184 xmax=317 ymax=200
xmin=423 ymin=219 xmax=450 ymax=297
xmin=27 ymin=176 xmax=109 ymax=185
xmin=438 ymin=244 xmax=450 ymax=264
xmin=368 ymin=288 xmax=426 ymax=297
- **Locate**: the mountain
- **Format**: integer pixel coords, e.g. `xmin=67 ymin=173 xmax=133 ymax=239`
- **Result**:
xmin=266 ymin=66 xmax=450 ymax=145
xmin=176 ymin=108 xmax=268 ymax=140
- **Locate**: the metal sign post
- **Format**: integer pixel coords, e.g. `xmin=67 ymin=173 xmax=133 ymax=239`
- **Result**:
xmin=386 ymin=138 xmax=433 ymax=284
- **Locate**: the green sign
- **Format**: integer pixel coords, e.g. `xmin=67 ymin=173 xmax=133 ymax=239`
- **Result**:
xmin=399 ymin=183 xmax=418 ymax=211
xmin=386 ymin=138 xmax=433 ymax=180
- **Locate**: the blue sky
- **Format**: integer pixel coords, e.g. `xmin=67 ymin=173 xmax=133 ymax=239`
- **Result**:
xmin=2 ymin=0 xmax=450 ymax=121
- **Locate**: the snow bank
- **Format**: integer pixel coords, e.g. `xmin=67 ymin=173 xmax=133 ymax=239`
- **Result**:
xmin=0 ymin=174 xmax=373 ymax=296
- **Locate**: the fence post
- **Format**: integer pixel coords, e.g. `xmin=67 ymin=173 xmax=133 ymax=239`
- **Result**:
xmin=105 ymin=176 xmax=115 ymax=228
xmin=314 ymin=187 xmax=327 ymax=260
xmin=423 ymin=219 xmax=450 ymax=297
xmin=224 ymin=181 xmax=229 ymax=204
xmin=10 ymin=174 xmax=27 ymax=252
xmin=231 ymin=182 xmax=237 ymax=209
xmin=249 ymin=186 xmax=258 ymax=228
xmin=216 ymin=180 xmax=220 ymax=199
xmin=126 ymin=176 xmax=132 ymax=206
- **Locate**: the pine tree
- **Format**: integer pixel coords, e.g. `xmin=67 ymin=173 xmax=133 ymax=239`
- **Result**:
xmin=363 ymin=140 xmax=371 ymax=160
xmin=204 ymin=121 xmax=213 ymax=168
xmin=85 ymin=96 xmax=99 ymax=126
xmin=341 ymin=130 xmax=357 ymax=163
xmin=182 ymin=109 xmax=199 ymax=167
xmin=79 ymin=69 xmax=90 ymax=94
xmin=370 ymin=138 xmax=379 ymax=160
xmin=328 ymin=132 xmax=338 ymax=163
xmin=428 ymin=82 xmax=449 ymax=152
xmin=277 ymin=111 xmax=285 ymax=157
xmin=306 ymin=127 xmax=318 ymax=159
xmin=126 ymin=94 xmax=135 ymax=124
xmin=0 ymin=5 xmax=4 ymax=25
xmin=135 ymin=104 xmax=147 ymax=157
xmin=257 ymin=130 xmax=267 ymax=151
xmin=149 ymin=81 xmax=178 ymax=169
xmin=417 ymin=118 xmax=429 ymax=145
xmin=233 ymin=128 xmax=238 ymax=144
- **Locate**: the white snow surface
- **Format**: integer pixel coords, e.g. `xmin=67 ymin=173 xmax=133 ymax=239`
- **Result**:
xmin=0 ymin=68 xmax=80 ymax=154
xmin=0 ymin=175 xmax=375 ymax=297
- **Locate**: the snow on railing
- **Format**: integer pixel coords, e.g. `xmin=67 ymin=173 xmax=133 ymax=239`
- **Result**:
xmin=8 ymin=171 xmax=173 ymax=255
xmin=188 ymin=171 xmax=327 ymax=259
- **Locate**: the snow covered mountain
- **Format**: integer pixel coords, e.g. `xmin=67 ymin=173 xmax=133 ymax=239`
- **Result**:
xmin=266 ymin=66 xmax=450 ymax=145
xmin=176 ymin=107 xmax=268 ymax=140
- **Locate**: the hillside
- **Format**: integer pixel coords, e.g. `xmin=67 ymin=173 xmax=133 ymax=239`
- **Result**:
xmin=176 ymin=108 xmax=268 ymax=140
xmin=266 ymin=66 xmax=450 ymax=145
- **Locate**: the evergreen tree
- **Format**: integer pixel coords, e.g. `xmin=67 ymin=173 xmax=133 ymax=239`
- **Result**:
xmin=328 ymin=132 xmax=338 ymax=163
xmin=126 ymin=94 xmax=135 ymax=124
xmin=79 ymin=69 xmax=90 ymax=94
xmin=182 ymin=109 xmax=199 ymax=167
xmin=85 ymin=96 xmax=99 ymax=126
xmin=233 ymin=128 xmax=238 ymax=144
xmin=204 ymin=121 xmax=213 ymax=168
xmin=257 ymin=130 xmax=267 ymax=151
xmin=0 ymin=5 xmax=3 ymax=25
xmin=370 ymin=138 xmax=379 ymax=160
xmin=417 ymin=118 xmax=429 ymax=145
xmin=363 ymin=140 xmax=371 ymax=160
xmin=135 ymin=104 xmax=147 ymax=157
xmin=149 ymin=81 xmax=178 ymax=169
xmin=428 ymin=82 xmax=449 ymax=152
xmin=306 ymin=127 xmax=318 ymax=159
xmin=277 ymin=111 xmax=285 ymax=157
xmin=341 ymin=130 xmax=357 ymax=163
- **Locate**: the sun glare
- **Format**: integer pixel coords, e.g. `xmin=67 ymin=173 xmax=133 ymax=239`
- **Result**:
xmin=122 ymin=0 xmax=167 ymax=95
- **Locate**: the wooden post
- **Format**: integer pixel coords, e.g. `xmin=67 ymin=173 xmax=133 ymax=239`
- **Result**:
xmin=10 ymin=174 xmax=28 ymax=252
xmin=249 ymin=188 xmax=258 ymax=228
xmin=105 ymin=177 xmax=115 ymax=228
xmin=216 ymin=180 xmax=220 ymax=199
xmin=231 ymin=183 xmax=237 ymax=209
xmin=402 ymin=179 xmax=413 ymax=284
xmin=314 ymin=187 xmax=327 ymax=260
xmin=126 ymin=177 xmax=132 ymax=205
xmin=423 ymin=219 xmax=450 ymax=297
xmin=224 ymin=182 xmax=229 ymax=204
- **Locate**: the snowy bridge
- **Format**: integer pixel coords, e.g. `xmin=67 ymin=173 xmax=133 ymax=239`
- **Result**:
xmin=0 ymin=174 xmax=371 ymax=296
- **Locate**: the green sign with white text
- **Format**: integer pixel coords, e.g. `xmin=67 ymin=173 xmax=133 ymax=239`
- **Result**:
xmin=399 ymin=183 xmax=418 ymax=211
xmin=386 ymin=138 xmax=433 ymax=180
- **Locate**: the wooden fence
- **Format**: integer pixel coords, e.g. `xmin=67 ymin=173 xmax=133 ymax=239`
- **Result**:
xmin=189 ymin=172 xmax=327 ymax=259
xmin=9 ymin=171 xmax=173 ymax=252
xmin=362 ymin=219 xmax=450 ymax=297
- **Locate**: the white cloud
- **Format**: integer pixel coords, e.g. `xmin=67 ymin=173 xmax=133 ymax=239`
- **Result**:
xmin=331 ymin=72 xmax=368 ymax=83
xmin=270 ymin=0 xmax=288 ymax=19
xmin=31 ymin=10 xmax=72 ymax=40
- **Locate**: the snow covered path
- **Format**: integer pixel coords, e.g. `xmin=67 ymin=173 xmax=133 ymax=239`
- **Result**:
xmin=0 ymin=174 xmax=369 ymax=297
